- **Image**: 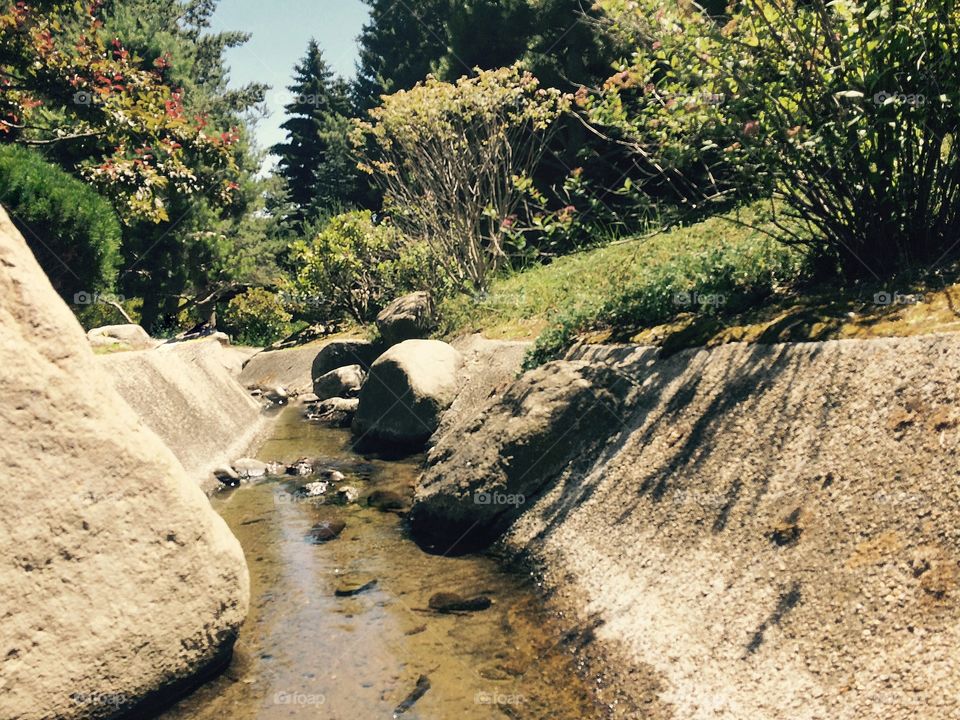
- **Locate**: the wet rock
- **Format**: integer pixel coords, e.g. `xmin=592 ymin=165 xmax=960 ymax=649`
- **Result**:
xmin=286 ymin=457 xmax=314 ymax=476
xmin=264 ymin=386 xmax=289 ymax=405
xmin=296 ymin=481 xmax=329 ymax=498
xmin=265 ymin=461 xmax=287 ymax=476
xmin=367 ymin=489 xmax=407 ymax=512
xmin=428 ymin=592 xmax=492 ymax=613
xmin=213 ymin=466 xmax=240 ymax=487
xmin=313 ymin=364 xmax=366 ymax=400
xmin=300 ymin=393 xmax=320 ymax=404
xmin=353 ymin=340 xmax=463 ymax=450
xmin=335 ymin=485 xmax=360 ymax=504
xmin=394 ymin=674 xmax=431 ymax=716
xmin=232 ymin=458 xmax=268 ymax=479
xmin=376 ymin=291 xmax=435 ymax=347
xmin=334 ymin=578 xmax=378 ymax=597
xmin=322 ymin=469 xmax=346 ymax=483
xmin=306 ymin=519 xmax=346 ymax=543
xmin=306 ymin=397 xmax=358 ymax=428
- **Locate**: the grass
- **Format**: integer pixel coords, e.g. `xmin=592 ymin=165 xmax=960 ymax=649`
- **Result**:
xmin=439 ymin=204 xmax=808 ymax=365
xmin=438 ymin=202 xmax=960 ymax=367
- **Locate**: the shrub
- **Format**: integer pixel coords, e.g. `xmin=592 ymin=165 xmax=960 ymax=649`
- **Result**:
xmin=0 ymin=144 xmax=121 ymax=302
xmin=221 ymin=288 xmax=294 ymax=346
xmin=595 ymin=0 xmax=960 ymax=279
xmin=354 ymin=65 xmax=571 ymax=292
xmin=726 ymin=0 xmax=960 ymax=278
xmin=588 ymin=0 xmax=769 ymax=208
xmin=287 ymin=210 xmax=437 ymax=324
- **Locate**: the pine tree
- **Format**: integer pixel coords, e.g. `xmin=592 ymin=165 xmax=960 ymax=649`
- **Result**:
xmin=272 ymin=40 xmax=358 ymax=226
xmin=353 ymin=0 xmax=450 ymax=111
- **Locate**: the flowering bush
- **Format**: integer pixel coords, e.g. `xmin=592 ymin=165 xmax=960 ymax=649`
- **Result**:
xmin=354 ymin=65 xmax=571 ymax=291
xmin=0 ymin=1 xmax=241 ymax=223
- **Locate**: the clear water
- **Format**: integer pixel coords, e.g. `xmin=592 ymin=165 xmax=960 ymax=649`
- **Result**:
xmin=158 ymin=406 xmax=606 ymax=719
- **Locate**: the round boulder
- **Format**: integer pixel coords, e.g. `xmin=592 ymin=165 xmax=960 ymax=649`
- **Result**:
xmin=311 ymin=338 xmax=382 ymax=379
xmin=352 ymin=339 xmax=463 ymax=450
xmin=376 ymin=291 xmax=434 ymax=346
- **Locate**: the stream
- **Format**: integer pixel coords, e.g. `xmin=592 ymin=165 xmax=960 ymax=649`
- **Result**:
xmin=158 ymin=406 xmax=606 ymax=719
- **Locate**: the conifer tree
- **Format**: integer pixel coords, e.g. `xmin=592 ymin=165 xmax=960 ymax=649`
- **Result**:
xmin=272 ymin=40 xmax=358 ymax=226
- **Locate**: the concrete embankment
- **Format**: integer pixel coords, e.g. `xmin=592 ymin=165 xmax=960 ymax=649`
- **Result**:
xmin=415 ymin=334 xmax=960 ymax=720
xmin=99 ymin=339 xmax=267 ymax=490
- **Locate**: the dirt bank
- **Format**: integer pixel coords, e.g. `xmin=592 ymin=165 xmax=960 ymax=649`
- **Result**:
xmin=422 ymin=333 xmax=960 ymax=719
xmin=100 ymin=339 xmax=267 ymax=489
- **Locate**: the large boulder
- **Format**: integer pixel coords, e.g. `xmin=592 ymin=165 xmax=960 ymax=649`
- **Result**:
xmin=87 ymin=324 xmax=156 ymax=350
xmin=311 ymin=338 xmax=383 ymax=379
xmin=409 ymin=361 xmax=631 ymax=554
xmin=239 ymin=341 xmax=327 ymax=396
xmin=313 ymin=363 xmax=366 ymax=400
xmin=376 ymin=291 xmax=434 ymax=346
xmin=0 ymin=206 xmax=249 ymax=720
xmin=352 ymin=339 xmax=463 ymax=450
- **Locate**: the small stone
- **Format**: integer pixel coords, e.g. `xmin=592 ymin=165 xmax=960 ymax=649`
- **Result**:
xmin=297 ymin=481 xmax=329 ymax=498
xmin=306 ymin=519 xmax=346 ymax=543
xmin=336 ymin=485 xmax=360 ymax=504
xmin=306 ymin=397 xmax=358 ymax=427
xmin=213 ymin=466 xmax=240 ymax=487
xmin=367 ymin=490 xmax=407 ymax=512
xmin=321 ymin=469 xmax=346 ymax=483
xmin=334 ymin=578 xmax=378 ymax=597
xmin=264 ymin=386 xmax=289 ymax=404
xmin=287 ymin=458 xmax=314 ymax=476
xmin=232 ymin=458 xmax=268 ymax=479
xmin=428 ymin=592 xmax=492 ymax=613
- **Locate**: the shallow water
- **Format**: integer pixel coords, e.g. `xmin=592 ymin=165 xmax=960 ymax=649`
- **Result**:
xmin=158 ymin=407 xmax=605 ymax=719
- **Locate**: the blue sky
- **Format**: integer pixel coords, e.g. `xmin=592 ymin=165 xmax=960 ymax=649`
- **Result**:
xmin=210 ymin=0 xmax=370 ymax=161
